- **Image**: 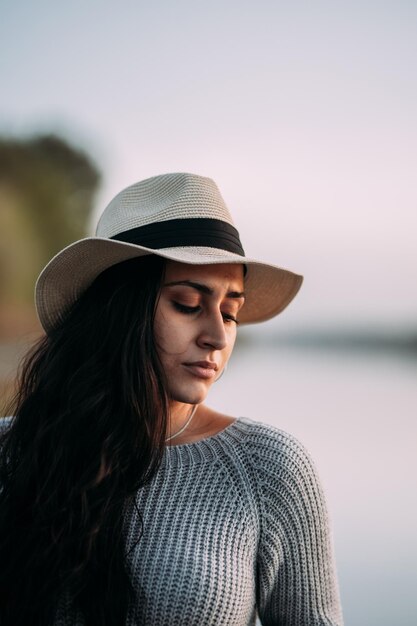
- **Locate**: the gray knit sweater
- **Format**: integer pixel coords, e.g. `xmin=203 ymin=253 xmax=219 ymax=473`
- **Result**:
xmin=1 ymin=416 xmax=344 ymax=625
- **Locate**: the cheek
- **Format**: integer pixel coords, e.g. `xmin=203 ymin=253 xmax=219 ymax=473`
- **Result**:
xmin=226 ymin=333 xmax=237 ymax=359
xmin=153 ymin=309 xmax=172 ymax=362
xmin=154 ymin=311 xmax=190 ymax=358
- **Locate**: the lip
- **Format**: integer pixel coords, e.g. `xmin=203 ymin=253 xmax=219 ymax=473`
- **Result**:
xmin=183 ymin=361 xmax=218 ymax=380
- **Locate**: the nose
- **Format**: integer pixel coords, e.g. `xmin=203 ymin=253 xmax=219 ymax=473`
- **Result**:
xmin=196 ymin=310 xmax=228 ymax=351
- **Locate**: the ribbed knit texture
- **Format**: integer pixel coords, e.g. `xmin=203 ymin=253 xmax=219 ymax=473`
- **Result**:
xmin=0 ymin=416 xmax=343 ymax=625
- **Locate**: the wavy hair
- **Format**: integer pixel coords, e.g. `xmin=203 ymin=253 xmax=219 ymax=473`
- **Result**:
xmin=0 ymin=255 xmax=169 ymax=625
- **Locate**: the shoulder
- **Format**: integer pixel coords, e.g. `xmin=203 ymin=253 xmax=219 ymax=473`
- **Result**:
xmin=235 ymin=417 xmax=326 ymax=509
xmin=236 ymin=416 xmax=315 ymax=470
xmin=238 ymin=418 xmax=331 ymax=549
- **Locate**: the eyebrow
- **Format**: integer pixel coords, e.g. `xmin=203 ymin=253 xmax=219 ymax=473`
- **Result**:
xmin=163 ymin=280 xmax=246 ymax=299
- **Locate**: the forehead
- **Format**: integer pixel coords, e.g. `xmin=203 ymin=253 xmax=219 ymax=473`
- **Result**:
xmin=164 ymin=260 xmax=245 ymax=289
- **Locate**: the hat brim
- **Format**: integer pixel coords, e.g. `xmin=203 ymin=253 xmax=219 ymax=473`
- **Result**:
xmin=35 ymin=237 xmax=303 ymax=332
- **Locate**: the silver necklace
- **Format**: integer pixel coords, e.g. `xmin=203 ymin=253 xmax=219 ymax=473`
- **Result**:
xmin=165 ymin=405 xmax=198 ymax=442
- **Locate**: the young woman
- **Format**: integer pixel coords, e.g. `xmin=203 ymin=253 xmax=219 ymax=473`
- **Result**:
xmin=0 ymin=173 xmax=343 ymax=625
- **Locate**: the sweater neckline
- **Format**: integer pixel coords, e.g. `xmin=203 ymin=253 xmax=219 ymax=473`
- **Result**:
xmin=161 ymin=416 xmax=251 ymax=468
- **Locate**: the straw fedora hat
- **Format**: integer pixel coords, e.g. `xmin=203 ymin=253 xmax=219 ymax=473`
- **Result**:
xmin=35 ymin=172 xmax=303 ymax=332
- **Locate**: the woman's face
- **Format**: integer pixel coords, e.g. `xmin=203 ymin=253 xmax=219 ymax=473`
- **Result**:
xmin=154 ymin=260 xmax=245 ymax=406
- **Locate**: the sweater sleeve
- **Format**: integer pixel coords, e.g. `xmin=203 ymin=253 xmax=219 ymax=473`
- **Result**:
xmin=251 ymin=426 xmax=343 ymax=626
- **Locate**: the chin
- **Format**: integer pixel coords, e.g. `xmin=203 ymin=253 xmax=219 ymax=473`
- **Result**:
xmin=170 ymin=383 xmax=211 ymax=405
xmin=175 ymin=393 xmax=208 ymax=406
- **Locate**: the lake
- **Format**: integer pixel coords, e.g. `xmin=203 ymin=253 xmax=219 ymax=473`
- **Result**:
xmin=208 ymin=331 xmax=417 ymax=626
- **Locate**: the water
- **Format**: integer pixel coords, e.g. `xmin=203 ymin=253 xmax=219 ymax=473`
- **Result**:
xmin=207 ymin=338 xmax=417 ymax=626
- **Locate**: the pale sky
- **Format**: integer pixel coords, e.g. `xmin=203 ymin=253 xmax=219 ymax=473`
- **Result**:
xmin=1 ymin=0 xmax=416 ymax=329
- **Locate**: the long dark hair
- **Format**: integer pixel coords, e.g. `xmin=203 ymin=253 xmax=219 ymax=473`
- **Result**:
xmin=0 ymin=255 xmax=169 ymax=625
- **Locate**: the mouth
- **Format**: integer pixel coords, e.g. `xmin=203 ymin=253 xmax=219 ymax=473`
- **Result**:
xmin=182 ymin=361 xmax=218 ymax=380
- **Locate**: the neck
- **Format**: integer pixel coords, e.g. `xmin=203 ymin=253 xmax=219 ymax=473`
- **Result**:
xmin=166 ymin=402 xmax=197 ymax=441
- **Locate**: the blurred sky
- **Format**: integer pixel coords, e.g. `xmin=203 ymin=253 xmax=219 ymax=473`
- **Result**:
xmin=1 ymin=0 xmax=416 ymax=330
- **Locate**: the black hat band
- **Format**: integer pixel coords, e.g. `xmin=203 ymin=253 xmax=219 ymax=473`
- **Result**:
xmin=110 ymin=218 xmax=245 ymax=256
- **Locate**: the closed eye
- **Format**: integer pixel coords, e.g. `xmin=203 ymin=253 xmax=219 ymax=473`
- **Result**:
xmin=173 ymin=302 xmax=239 ymax=324
xmin=222 ymin=313 xmax=239 ymax=325
xmin=173 ymin=302 xmax=201 ymax=314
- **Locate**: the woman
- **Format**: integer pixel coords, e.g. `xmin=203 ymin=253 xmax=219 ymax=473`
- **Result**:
xmin=0 ymin=173 xmax=343 ymax=625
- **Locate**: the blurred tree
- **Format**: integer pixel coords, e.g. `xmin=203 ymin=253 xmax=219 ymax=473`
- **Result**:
xmin=0 ymin=133 xmax=101 ymax=336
